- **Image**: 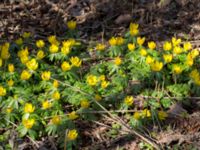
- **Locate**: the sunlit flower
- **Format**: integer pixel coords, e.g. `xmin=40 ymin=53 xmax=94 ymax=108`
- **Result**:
xmin=190 ymin=49 xmax=199 ymax=58
xmin=67 ymin=129 xmax=78 ymax=140
xmin=99 ymin=75 xmax=105 ymax=81
xmin=81 ymin=99 xmax=90 ymax=108
xmin=22 ymin=118 xmax=35 ymax=129
xmin=26 ymin=58 xmax=38 ymax=71
xmin=61 ymin=46 xmax=70 ymax=55
xmin=49 ymin=44 xmax=59 ymax=53
xmin=70 ymin=56 xmax=82 ymax=67
xmin=51 ymin=115 xmax=61 ymax=125
xmin=124 ymin=96 xmax=134 ymax=106
xmin=137 ymin=37 xmax=145 ymax=46
xmin=20 ymin=55 xmax=29 ymax=64
xmin=146 ymin=55 xmax=154 ymax=64
xmin=7 ymin=79 xmax=14 ymax=87
xmin=140 ymin=48 xmax=147 ymax=56
xmin=53 ymin=80 xmax=59 ymax=88
xmin=68 ymin=111 xmax=79 ymax=120
xmin=116 ymin=37 xmax=124 ymax=45
xmin=21 ymin=70 xmax=32 ymax=80
xmin=61 ymin=61 xmax=71 ymax=71
xmin=150 ymin=61 xmax=163 ymax=72
xmin=48 ymin=35 xmax=59 ymax=45
xmin=8 ymin=64 xmax=15 ymax=72
xmin=186 ymin=57 xmax=193 ymax=66
xmin=86 ymin=75 xmax=98 ymax=86
xmin=0 ymin=86 xmax=6 ymax=96
xmin=129 ymin=23 xmax=139 ymax=36
xmin=163 ymin=41 xmax=172 ymax=51
xmin=67 ymin=20 xmax=77 ymax=30
xmin=24 ymin=103 xmax=35 ymax=113
xmin=96 ymin=43 xmax=106 ymax=51
xmin=133 ymin=112 xmax=141 ymax=120
xmin=163 ymin=54 xmax=173 ymax=63
xmin=114 ymin=57 xmax=122 ymax=65
xmin=42 ymin=100 xmax=52 ymax=109
xmin=18 ymin=47 xmax=29 ymax=58
xmin=172 ymin=37 xmax=181 ymax=46
xmin=173 ymin=46 xmax=182 ymax=54
xmin=101 ymin=80 xmax=109 ymax=89
xmin=36 ymin=40 xmax=45 ymax=48
xmin=37 ymin=50 xmax=45 ymax=59
xmin=148 ymin=41 xmax=156 ymax=49
xmin=41 ymin=71 xmax=51 ymax=81
xmin=172 ymin=64 xmax=182 ymax=74
xmin=183 ymin=42 xmax=192 ymax=51
xmin=109 ymin=37 xmax=117 ymax=46
xmin=128 ymin=43 xmax=135 ymax=51
xmin=52 ymin=91 xmax=60 ymax=100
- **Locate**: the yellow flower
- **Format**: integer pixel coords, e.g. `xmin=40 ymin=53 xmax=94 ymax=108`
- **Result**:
xmin=15 ymin=38 xmax=23 ymax=45
xmin=109 ymin=37 xmax=117 ymax=46
xmin=6 ymin=107 xmax=12 ymax=113
xmin=36 ymin=40 xmax=45 ymax=48
xmin=190 ymin=69 xmax=199 ymax=79
xmin=133 ymin=112 xmax=141 ymax=120
xmin=172 ymin=64 xmax=182 ymax=74
xmin=137 ymin=37 xmax=145 ymax=46
xmin=172 ymin=37 xmax=181 ymax=46
xmin=158 ymin=111 xmax=168 ymax=120
xmin=61 ymin=46 xmax=70 ymax=55
xmin=8 ymin=64 xmax=15 ymax=72
xmin=116 ymin=37 xmax=124 ymax=45
xmin=42 ymin=100 xmax=51 ymax=109
xmin=62 ymin=39 xmax=76 ymax=47
xmin=183 ymin=42 xmax=192 ymax=51
xmin=173 ymin=46 xmax=182 ymax=54
xmin=41 ymin=71 xmax=51 ymax=81
xmin=146 ymin=55 xmax=154 ymax=64
xmin=37 ymin=50 xmax=45 ymax=59
xmin=1 ymin=42 xmax=10 ymax=59
xmin=26 ymin=58 xmax=38 ymax=71
xmin=186 ymin=57 xmax=193 ymax=66
xmin=101 ymin=81 xmax=109 ymax=89
xmin=0 ymin=58 xmax=3 ymax=67
xmin=48 ymin=35 xmax=59 ymax=45
xmin=163 ymin=54 xmax=173 ymax=63
xmin=7 ymin=79 xmax=14 ymax=87
xmin=53 ymin=80 xmax=59 ymax=88
xmin=190 ymin=49 xmax=199 ymax=58
xmin=86 ymin=75 xmax=98 ymax=86
xmin=61 ymin=61 xmax=71 ymax=71
xmin=150 ymin=61 xmax=163 ymax=72
xmin=18 ymin=47 xmax=29 ymax=58
xmin=0 ymin=86 xmax=6 ymax=96
xmin=70 ymin=56 xmax=82 ymax=67
xmin=24 ymin=103 xmax=35 ymax=113
xmin=142 ymin=109 xmax=151 ymax=117
xmin=95 ymin=94 xmax=102 ymax=101
xmin=148 ymin=41 xmax=156 ymax=49
xmin=68 ymin=111 xmax=79 ymax=120
xmin=51 ymin=115 xmax=61 ymax=125
xmin=67 ymin=20 xmax=77 ymax=30
xmin=163 ymin=41 xmax=172 ymax=51
xmin=129 ymin=23 xmax=139 ymax=36
xmin=128 ymin=43 xmax=135 ymax=51
xmin=124 ymin=96 xmax=134 ymax=106
xmin=114 ymin=57 xmax=122 ymax=65
xmin=22 ymin=32 xmax=31 ymax=38
xmin=67 ymin=129 xmax=78 ymax=141
xmin=49 ymin=44 xmax=59 ymax=53
xmin=96 ymin=43 xmax=106 ymax=51
xmin=81 ymin=99 xmax=90 ymax=108
xmin=21 ymin=70 xmax=32 ymax=80
xmin=140 ymin=48 xmax=147 ymax=56
xmin=52 ymin=91 xmax=60 ymax=100
xmin=99 ymin=75 xmax=105 ymax=81
xmin=20 ymin=55 xmax=29 ymax=64
xmin=22 ymin=118 xmax=35 ymax=129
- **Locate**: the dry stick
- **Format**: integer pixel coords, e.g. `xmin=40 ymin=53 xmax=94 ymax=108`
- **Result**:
xmin=50 ymin=78 xmax=161 ymax=150
xmin=4 ymin=118 xmax=40 ymax=149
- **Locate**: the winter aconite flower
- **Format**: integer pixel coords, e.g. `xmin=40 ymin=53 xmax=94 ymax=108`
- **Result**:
xmin=150 ymin=61 xmax=163 ymax=72
xmin=172 ymin=37 xmax=181 ymax=46
xmin=142 ymin=109 xmax=151 ymax=117
xmin=114 ymin=57 xmax=122 ymax=65
xmin=172 ymin=64 xmax=182 ymax=74
xmin=96 ymin=43 xmax=106 ymax=51
xmin=183 ymin=42 xmax=192 ymax=51
xmin=67 ymin=129 xmax=78 ymax=141
xmin=1 ymin=42 xmax=10 ymax=59
xmin=140 ymin=48 xmax=147 ymax=56
xmin=6 ymin=107 xmax=13 ymax=113
xmin=124 ymin=96 xmax=134 ymax=106
xmin=109 ymin=37 xmax=117 ymax=46
xmin=158 ymin=111 xmax=168 ymax=120
xmin=68 ymin=111 xmax=79 ymax=120
xmin=22 ymin=32 xmax=31 ymax=39
xmin=146 ymin=55 xmax=154 ymax=64
xmin=101 ymin=81 xmax=109 ymax=89
xmin=86 ymin=75 xmax=98 ymax=86
xmin=116 ymin=37 xmax=124 ymax=45
xmin=26 ymin=58 xmax=38 ymax=71
xmin=163 ymin=54 xmax=173 ymax=63
xmin=24 ymin=103 xmax=35 ymax=113
xmin=41 ymin=71 xmax=51 ymax=81
xmin=42 ymin=100 xmax=52 ymax=109
xmin=67 ymin=20 xmax=77 ymax=30
xmin=48 ymin=35 xmax=59 ymax=45
xmin=163 ymin=41 xmax=172 ymax=51
xmin=0 ymin=59 xmax=3 ymax=67
xmin=7 ymin=79 xmax=14 ymax=87
xmin=61 ymin=61 xmax=71 ymax=71
xmin=53 ymin=80 xmax=59 ymax=88
xmin=70 ymin=56 xmax=82 ymax=67
xmin=128 ymin=43 xmax=135 ymax=51
xmin=22 ymin=118 xmax=35 ymax=129
xmin=15 ymin=38 xmax=23 ymax=45
xmin=52 ymin=91 xmax=60 ymax=100
xmin=129 ymin=23 xmax=139 ymax=36
xmin=49 ymin=44 xmax=59 ymax=53
xmin=173 ymin=46 xmax=182 ymax=54
xmin=51 ymin=115 xmax=61 ymax=125
xmin=37 ymin=50 xmax=45 ymax=59
xmin=148 ymin=41 xmax=156 ymax=50
xmin=81 ymin=99 xmax=90 ymax=108
xmin=133 ymin=112 xmax=141 ymax=120
xmin=0 ymin=86 xmax=6 ymax=96
xmin=21 ymin=70 xmax=32 ymax=80
xmin=8 ymin=64 xmax=15 ymax=72
xmin=61 ymin=46 xmax=70 ymax=55
xmin=36 ymin=40 xmax=45 ymax=48
xmin=137 ymin=37 xmax=145 ymax=46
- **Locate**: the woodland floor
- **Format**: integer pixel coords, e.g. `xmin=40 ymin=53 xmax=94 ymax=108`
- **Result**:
xmin=0 ymin=0 xmax=200 ymax=149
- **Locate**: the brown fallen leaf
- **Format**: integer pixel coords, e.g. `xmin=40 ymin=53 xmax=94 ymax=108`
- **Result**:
xmin=115 ymin=14 xmax=132 ymax=25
